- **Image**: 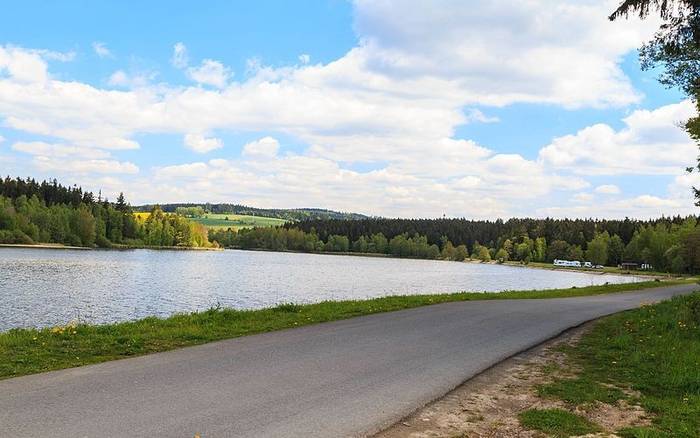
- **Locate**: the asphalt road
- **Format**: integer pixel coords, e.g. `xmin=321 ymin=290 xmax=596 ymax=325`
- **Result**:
xmin=1 ymin=283 xmax=695 ymax=438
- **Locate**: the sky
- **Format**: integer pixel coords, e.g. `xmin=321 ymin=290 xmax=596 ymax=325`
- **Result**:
xmin=0 ymin=0 xmax=697 ymax=219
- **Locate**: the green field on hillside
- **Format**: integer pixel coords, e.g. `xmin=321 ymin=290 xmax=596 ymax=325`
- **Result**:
xmin=191 ymin=213 xmax=286 ymax=230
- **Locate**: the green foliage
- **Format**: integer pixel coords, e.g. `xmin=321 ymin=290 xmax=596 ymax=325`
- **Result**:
xmin=0 ymin=177 xmax=211 ymax=249
xmin=175 ymin=206 xmax=205 ymax=218
xmin=519 ymin=408 xmax=600 ymax=437
xmin=548 ymin=239 xmax=571 ymax=262
xmin=139 ymin=206 xmax=211 ymax=247
xmin=567 ymin=244 xmax=584 ymax=262
xmin=472 ymin=242 xmax=491 ymax=262
xmin=495 ymin=248 xmax=509 ymax=262
xmin=586 ymin=232 xmax=610 ymax=266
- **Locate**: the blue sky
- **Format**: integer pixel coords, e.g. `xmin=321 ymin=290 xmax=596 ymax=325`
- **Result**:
xmin=0 ymin=0 xmax=696 ymax=218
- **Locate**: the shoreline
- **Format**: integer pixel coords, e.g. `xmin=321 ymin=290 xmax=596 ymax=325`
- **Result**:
xmin=226 ymin=246 xmax=673 ymax=278
xmin=0 ymin=243 xmax=222 ymax=251
xmin=0 ymin=243 xmax=91 ymax=250
xmin=478 ymin=259 xmax=671 ymax=279
xmin=0 ymin=279 xmax=691 ymax=380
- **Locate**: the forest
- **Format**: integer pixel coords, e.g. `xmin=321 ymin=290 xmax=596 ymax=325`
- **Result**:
xmin=210 ymin=215 xmax=700 ymax=274
xmin=0 ymin=177 xmax=211 ymax=248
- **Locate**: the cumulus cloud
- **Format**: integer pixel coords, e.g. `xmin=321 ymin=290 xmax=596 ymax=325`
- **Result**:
xmin=0 ymin=45 xmax=49 ymax=83
xmin=107 ymin=69 xmax=157 ymax=88
xmin=352 ymin=0 xmax=656 ymax=108
xmin=33 ymin=156 xmax=138 ymax=174
xmin=539 ymin=100 xmax=697 ymax=175
xmin=184 ymin=133 xmax=223 ymax=153
xmin=12 ymin=141 xmax=111 ymax=159
xmin=298 ymin=54 xmax=310 ymax=65
xmin=92 ymin=42 xmax=112 ymax=58
xmin=186 ymin=59 xmax=231 ymax=88
xmin=595 ymin=184 xmax=621 ymax=194
xmin=242 ymin=137 xmax=280 ymax=158
xmin=573 ymin=193 xmax=594 ymax=203
xmin=538 ymin=194 xmax=691 ymax=219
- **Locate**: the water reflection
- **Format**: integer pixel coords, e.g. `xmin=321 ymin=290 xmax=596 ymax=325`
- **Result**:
xmin=0 ymin=248 xmax=644 ymax=331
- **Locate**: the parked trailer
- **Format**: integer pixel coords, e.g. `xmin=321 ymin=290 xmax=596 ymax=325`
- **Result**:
xmin=553 ymin=259 xmax=582 ymax=267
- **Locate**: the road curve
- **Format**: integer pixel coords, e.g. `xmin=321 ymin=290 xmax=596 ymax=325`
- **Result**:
xmin=1 ymin=283 xmax=695 ymax=438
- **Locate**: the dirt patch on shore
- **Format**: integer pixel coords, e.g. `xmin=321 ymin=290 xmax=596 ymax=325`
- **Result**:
xmin=374 ymin=322 xmax=650 ymax=438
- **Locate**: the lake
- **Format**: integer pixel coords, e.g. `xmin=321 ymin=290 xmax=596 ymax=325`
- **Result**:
xmin=0 ymin=247 xmax=645 ymax=331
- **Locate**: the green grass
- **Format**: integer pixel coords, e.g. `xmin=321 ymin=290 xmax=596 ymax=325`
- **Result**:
xmin=534 ymin=292 xmax=700 ymax=437
xmin=504 ymin=260 xmax=681 ymax=278
xmin=519 ymin=408 xmax=600 ymax=437
xmin=0 ymin=279 xmax=690 ymax=381
xmin=537 ymin=376 xmax=627 ymax=405
xmin=190 ymin=213 xmax=286 ymax=230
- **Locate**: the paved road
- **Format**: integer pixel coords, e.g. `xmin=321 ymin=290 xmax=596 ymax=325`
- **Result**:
xmin=1 ymin=284 xmax=695 ymax=438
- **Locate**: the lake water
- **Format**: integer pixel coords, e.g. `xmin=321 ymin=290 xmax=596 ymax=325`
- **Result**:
xmin=0 ymin=247 xmax=645 ymax=331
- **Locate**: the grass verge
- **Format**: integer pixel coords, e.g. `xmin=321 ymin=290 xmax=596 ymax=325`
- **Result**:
xmin=532 ymin=292 xmax=700 ymax=437
xmin=519 ymin=408 xmax=600 ymax=437
xmin=0 ymin=279 xmax=691 ymax=381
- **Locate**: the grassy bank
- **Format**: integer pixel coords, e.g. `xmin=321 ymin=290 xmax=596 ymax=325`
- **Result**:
xmin=0 ymin=279 xmax=691 ymax=381
xmin=0 ymin=243 xmax=222 ymax=251
xmin=0 ymin=243 xmax=91 ymax=250
xmin=500 ymin=260 xmax=677 ymax=278
xmin=191 ymin=213 xmax=286 ymax=230
xmin=521 ymin=292 xmax=700 ymax=437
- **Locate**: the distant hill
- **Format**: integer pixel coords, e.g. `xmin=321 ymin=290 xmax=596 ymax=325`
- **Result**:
xmin=135 ymin=203 xmax=369 ymax=222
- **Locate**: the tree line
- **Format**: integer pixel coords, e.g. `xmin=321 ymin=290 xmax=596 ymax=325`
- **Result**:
xmin=288 ymin=217 xmax=692 ymax=252
xmin=0 ymin=177 xmax=211 ymax=248
xmin=209 ymin=227 xmax=463 ymax=260
xmin=209 ymin=215 xmax=700 ymax=273
xmin=140 ymin=202 xmax=368 ymax=221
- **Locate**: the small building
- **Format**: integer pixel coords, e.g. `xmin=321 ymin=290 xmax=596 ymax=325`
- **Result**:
xmin=621 ymin=262 xmax=638 ymax=271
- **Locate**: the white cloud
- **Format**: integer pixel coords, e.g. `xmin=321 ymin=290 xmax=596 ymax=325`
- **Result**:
xmin=12 ymin=141 xmax=110 ymax=159
xmin=186 ymin=59 xmax=231 ymax=88
xmin=92 ymin=42 xmax=112 ymax=58
xmin=0 ymin=134 xmax=5 ymax=143
xmin=33 ymin=156 xmax=138 ymax=174
xmin=573 ymin=193 xmax=594 ymax=203
xmin=108 ymin=70 xmax=128 ymax=86
xmin=107 ymin=69 xmax=157 ymax=88
xmin=0 ymin=45 xmax=49 ymax=83
xmin=242 ymin=136 xmax=279 ymax=158
xmin=184 ymin=133 xmax=223 ymax=153
xmin=298 ymin=54 xmax=310 ymax=65
xmin=595 ymin=184 xmax=621 ymax=194
xmin=539 ymin=100 xmax=697 ymax=175
xmin=351 ymin=0 xmax=656 ymax=109
xmin=539 ymin=193 xmax=692 ymax=219
xmin=464 ymin=109 xmax=499 ymax=124
xmin=171 ymin=42 xmax=188 ymax=68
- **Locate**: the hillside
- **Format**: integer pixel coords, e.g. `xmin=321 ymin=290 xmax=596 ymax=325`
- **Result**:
xmin=134 ymin=203 xmax=369 ymax=222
